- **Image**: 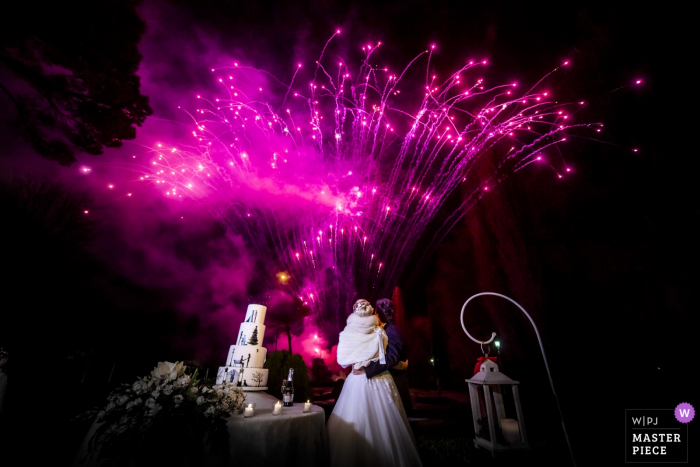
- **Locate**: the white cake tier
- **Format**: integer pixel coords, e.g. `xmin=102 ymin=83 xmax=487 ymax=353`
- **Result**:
xmin=216 ymin=366 xmax=268 ymax=388
xmin=226 ymin=345 xmax=267 ymax=368
xmin=243 ymin=304 xmax=267 ymax=325
xmin=234 ymin=323 xmax=265 ymax=347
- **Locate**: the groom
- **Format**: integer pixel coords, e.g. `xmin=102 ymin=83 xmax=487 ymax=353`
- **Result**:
xmin=353 ymin=298 xmax=413 ymax=413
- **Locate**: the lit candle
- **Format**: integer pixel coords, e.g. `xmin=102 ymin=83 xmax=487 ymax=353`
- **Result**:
xmin=303 ymin=400 xmax=311 ymax=413
xmin=244 ymin=403 xmax=254 ymax=418
xmin=501 ymin=418 xmax=520 ymax=444
xmin=273 ymin=401 xmax=282 ymax=416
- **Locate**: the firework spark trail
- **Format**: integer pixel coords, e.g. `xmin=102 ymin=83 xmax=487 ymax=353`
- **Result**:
xmin=128 ymin=35 xmax=599 ymax=339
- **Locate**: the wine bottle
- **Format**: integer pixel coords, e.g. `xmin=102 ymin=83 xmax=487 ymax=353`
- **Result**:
xmin=282 ymin=368 xmax=294 ymax=406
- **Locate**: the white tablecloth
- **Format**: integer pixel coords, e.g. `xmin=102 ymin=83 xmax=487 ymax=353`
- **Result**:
xmin=74 ymin=391 xmax=329 ymax=467
xmin=222 ymin=391 xmax=328 ymax=466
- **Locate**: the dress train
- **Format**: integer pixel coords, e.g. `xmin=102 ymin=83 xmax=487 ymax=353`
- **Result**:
xmin=327 ymin=371 xmax=422 ymax=467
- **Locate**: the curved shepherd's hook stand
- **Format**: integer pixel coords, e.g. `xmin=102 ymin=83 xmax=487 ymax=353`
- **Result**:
xmin=461 ymin=292 xmax=576 ymax=467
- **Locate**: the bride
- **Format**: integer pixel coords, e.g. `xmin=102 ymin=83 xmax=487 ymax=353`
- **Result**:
xmin=327 ymin=299 xmax=422 ymax=467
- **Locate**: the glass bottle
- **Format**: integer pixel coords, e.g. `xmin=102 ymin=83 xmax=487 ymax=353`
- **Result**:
xmin=282 ymin=368 xmax=294 ymax=406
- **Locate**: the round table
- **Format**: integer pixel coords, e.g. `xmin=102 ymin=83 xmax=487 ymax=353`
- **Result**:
xmin=74 ymin=392 xmax=329 ymax=467
xmin=220 ymin=391 xmax=328 ymax=466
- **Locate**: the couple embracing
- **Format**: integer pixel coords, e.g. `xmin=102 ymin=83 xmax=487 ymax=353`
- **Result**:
xmin=327 ymin=299 xmax=422 ymax=467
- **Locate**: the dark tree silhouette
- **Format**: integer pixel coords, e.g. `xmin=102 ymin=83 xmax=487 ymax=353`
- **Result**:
xmin=251 ymin=371 xmax=264 ymax=387
xmin=0 ymin=171 xmax=180 ymax=407
xmin=0 ymin=173 xmax=95 ymax=247
xmin=266 ymin=291 xmax=310 ymax=354
xmin=310 ymin=358 xmax=332 ymax=382
xmin=1 ymin=174 xmax=97 ymax=353
xmin=0 ymin=0 xmax=152 ymax=165
xmin=248 ymin=327 xmax=259 ymax=346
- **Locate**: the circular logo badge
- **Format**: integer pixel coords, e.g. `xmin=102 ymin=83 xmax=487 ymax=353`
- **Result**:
xmin=675 ymin=402 xmax=695 ymax=423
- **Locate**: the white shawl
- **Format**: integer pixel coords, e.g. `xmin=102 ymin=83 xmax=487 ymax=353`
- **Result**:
xmin=336 ymin=313 xmax=388 ymax=369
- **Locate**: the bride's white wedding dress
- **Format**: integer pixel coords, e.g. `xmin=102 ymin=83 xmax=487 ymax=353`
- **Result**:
xmin=327 ymin=371 xmax=422 ymax=467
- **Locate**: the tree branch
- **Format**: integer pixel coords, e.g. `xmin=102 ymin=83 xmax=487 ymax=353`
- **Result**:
xmin=0 ymin=80 xmax=43 ymax=143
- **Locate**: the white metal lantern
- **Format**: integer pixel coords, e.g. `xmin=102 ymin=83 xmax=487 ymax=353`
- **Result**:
xmin=466 ymin=358 xmax=529 ymax=455
xmin=460 ymin=292 xmax=576 ymax=465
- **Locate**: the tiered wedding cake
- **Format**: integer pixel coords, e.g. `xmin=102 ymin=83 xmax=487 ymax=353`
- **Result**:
xmin=215 ymin=304 xmax=269 ymax=390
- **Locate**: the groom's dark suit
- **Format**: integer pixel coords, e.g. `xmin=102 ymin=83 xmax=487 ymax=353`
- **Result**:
xmin=365 ymin=322 xmax=404 ymax=377
xmin=364 ymin=322 xmax=413 ymax=413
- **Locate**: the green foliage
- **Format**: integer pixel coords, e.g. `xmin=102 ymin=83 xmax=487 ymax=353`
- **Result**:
xmin=0 ymin=0 xmax=152 ymax=165
xmin=264 ymin=350 xmax=312 ymax=402
xmin=310 ymin=357 xmax=332 ymax=381
xmin=286 ymin=354 xmax=312 ymax=402
xmin=264 ymin=350 xmax=290 ymax=398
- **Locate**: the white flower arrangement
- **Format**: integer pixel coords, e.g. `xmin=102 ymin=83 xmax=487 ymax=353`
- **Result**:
xmin=77 ymin=361 xmax=245 ymax=465
xmin=210 ymin=381 xmax=247 ymax=416
xmin=150 ymin=361 xmax=186 ymax=382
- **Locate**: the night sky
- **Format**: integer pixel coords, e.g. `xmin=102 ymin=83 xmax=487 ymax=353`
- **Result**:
xmin=1 ymin=1 xmax=696 ymax=464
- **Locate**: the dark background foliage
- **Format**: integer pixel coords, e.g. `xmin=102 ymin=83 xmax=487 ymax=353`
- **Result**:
xmin=0 ymin=1 xmax=695 ymax=465
xmin=0 ymin=0 xmax=152 ymax=165
xmin=264 ymin=350 xmax=313 ymax=402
